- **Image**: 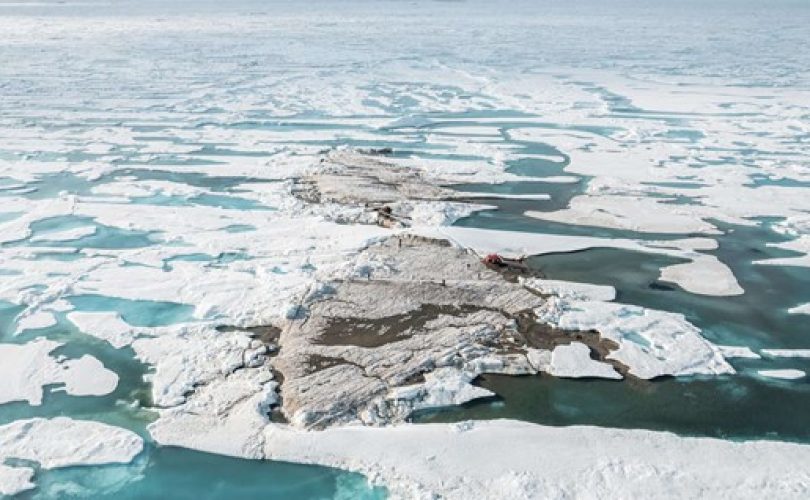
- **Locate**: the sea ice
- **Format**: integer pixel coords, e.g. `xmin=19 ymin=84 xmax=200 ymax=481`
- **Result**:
xmin=521 ymin=278 xmax=616 ymax=302
xmin=29 ymin=225 xmax=97 ymax=243
xmin=0 ymin=339 xmax=118 ymax=405
xmin=788 ymin=303 xmax=810 ymax=315
xmin=757 ymin=369 xmax=806 ymax=380
xmin=716 ymin=345 xmax=761 ymax=359
xmin=180 ymin=418 xmax=810 ymax=499
xmin=0 ymin=417 xmax=143 ymax=496
xmin=761 ymin=349 xmax=810 ymax=359
xmin=13 ymin=309 xmax=57 ymax=334
xmin=534 ymin=296 xmax=732 ymax=379
xmin=548 ymin=342 xmax=622 ymax=379
xmin=66 ymin=311 xmax=140 ymax=349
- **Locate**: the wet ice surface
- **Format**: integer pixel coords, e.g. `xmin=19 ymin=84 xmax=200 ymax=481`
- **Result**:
xmin=2 ymin=0 xmax=810 ymax=497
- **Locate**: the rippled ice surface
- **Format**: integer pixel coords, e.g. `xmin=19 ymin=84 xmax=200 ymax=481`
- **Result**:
xmin=1 ymin=0 xmax=810 ymax=497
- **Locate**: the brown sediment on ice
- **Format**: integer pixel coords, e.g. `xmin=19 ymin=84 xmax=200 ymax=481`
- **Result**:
xmin=217 ymin=324 xmax=282 ymax=347
xmin=316 ymin=303 xmax=488 ymax=348
xmin=222 ymin=151 xmax=626 ymax=429
xmin=291 ymin=150 xmax=452 ymax=207
xmin=266 ymin=233 xmax=622 ymax=429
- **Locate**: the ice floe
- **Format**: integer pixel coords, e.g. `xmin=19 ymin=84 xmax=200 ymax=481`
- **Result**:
xmin=66 ymin=311 xmax=140 ymax=349
xmin=761 ymin=349 xmax=810 ymax=359
xmin=658 ymin=255 xmax=744 ymax=297
xmin=757 ymin=369 xmax=806 ymax=380
xmin=0 ymin=339 xmax=118 ymax=405
xmin=152 ymin=416 xmax=810 ymax=500
xmin=534 ymin=296 xmax=732 ymax=379
xmin=0 ymin=417 xmax=143 ymax=496
xmin=789 ymin=303 xmax=810 ymax=315
xmin=525 ymin=195 xmax=720 ymax=235
xmin=548 ymin=342 xmax=622 ymax=380
xmin=13 ymin=309 xmax=57 ymax=334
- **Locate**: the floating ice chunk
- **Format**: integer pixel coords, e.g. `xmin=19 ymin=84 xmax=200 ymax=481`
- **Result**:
xmin=659 ymin=255 xmax=744 ymax=297
xmin=13 ymin=309 xmax=57 ymax=334
xmin=522 ymin=278 xmax=616 ymax=302
xmin=0 ymin=339 xmax=118 ymax=405
xmin=405 ymin=367 xmax=493 ymax=410
xmin=56 ymin=355 xmax=119 ymax=397
xmin=761 ymin=349 xmax=810 ymax=359
xmin=757 ymin=369 xmax=805 ymax=380
xmin=0 ymin=197 xmax=76 ymax=245
xmin=548 ymin=342 xmax=622 ymax=380
xmin=0 ymin=417 xmax=143 ymax=496
xmin=755 ymin=235 xmax=810 ymax=269
xmin=534 ymin=297 xmax=732 ymax=379
xmin=67 ymin=311 xmax=139 ymax=349
xmin=0 ymin=464 xmax=34 ymax=497
xmin=788 ymin=303 xmax=810 ymax=315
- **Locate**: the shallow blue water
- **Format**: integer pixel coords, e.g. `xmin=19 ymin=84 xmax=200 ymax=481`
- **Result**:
xmin=67 ymin=295 xmax=197 ymax=328
xmin=27 ymin=446 xmax=386 ymax=500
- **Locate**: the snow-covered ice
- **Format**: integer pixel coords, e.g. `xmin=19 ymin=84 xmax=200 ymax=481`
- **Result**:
xmin=0 ymin=417 xmax=143 ymax=496
xmin=1 ymin=0 xmax=809 ymax=495
xmin=534 ymin=295 xmax=732 ymax=379
xmin=789 ymin=303 xmax=810 ymax=315
xmin=153 ymin=416 xmax=810 ymax=500
xmin=757 ymin=369 xmax=806 ymax=380
xmin=521 ymin=278 xmax=616 ymax=302
xmin=0 ymin=339 xmax=118 ymax=405
xmin=548 ymin=342 xmax=622 ymax=380
xmin=66 ymin=311 xmax=140 ymax=349
xmin=761 ymin=349 xmax=810 ymax=359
